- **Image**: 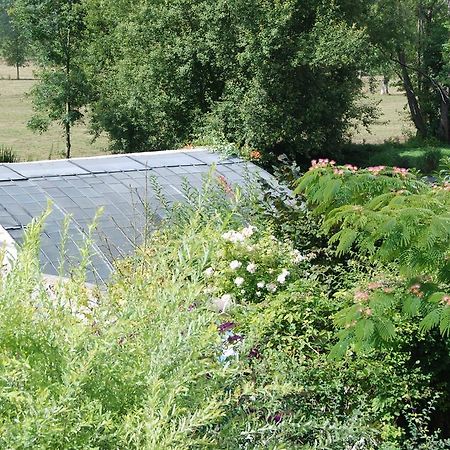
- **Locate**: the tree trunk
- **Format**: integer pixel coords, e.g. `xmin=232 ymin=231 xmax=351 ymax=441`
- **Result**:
xmin=398 ymin=50 xmax=427 ymax=138
xmin=439 ymin=0 xmax=450 ymax=143
xmin=16 ymin=62 xmax=19 ymax=80
xmin=439 ymin=95 xmax=450 ymax=143
xmin=380 ymin=76 xmax=390 ymax=95
xmin=65 ymin=102 xmax=71 ymax=159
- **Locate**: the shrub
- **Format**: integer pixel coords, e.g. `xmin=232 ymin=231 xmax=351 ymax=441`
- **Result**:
xmin=421 ymin=148 xmax=442 ymax=173
xmin=0 ymin=145 xmax=18 ymax=163
xmin=1 ymin=170 xmax=448 ymax=448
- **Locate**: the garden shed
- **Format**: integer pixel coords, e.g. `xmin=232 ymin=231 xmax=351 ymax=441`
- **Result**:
xmin=0 ymin=148 xmax=270 ymax=283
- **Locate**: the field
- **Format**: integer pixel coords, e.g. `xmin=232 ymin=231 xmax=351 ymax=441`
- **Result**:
xmin=0 ymin=62 xmax=446 ymax=166
xmin=0 ymin=61 xmax=109 ymax=161
xmin=351 ymin=77 xmax=414 ymax=143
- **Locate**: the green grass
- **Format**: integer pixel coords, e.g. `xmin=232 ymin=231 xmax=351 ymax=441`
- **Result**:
xmin=351 ymin=78 xmax=414 ymax=144
xmin=0 ymin=61 xmax=109 ymax=161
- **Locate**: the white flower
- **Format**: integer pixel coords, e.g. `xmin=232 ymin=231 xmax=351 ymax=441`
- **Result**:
xmin=277 ymin=269 xmax=290 ymax=284
xmin=241 ymin=225 xmax=257 ymax=238
xmin=204 ymin=267 xmax=214 ymax=277
xmin=234 ymin=277 xmax=244 ymax=286
xmin=246 ymin=262 xmax=257 ymax=273
xmin=292 ymin=249 xmax=306 ymax=264
xmin=212 ymin=294 xmax=233 ymax=313
xmin=230 ymin=260 xmax=242 ymax=270
xmin=266 ymin=283 xmax=277 ymax=293
xmin=277 ymin=274 xmax=286 ymax=284
xmin=256 ymin=291 xmax=262 ymax=297
xmin=257 ymin=281 xmax=265 ymax=288
xmin=223 ymin=230 xmax=245 ymax=243
xmin=222 ymin=347 xmax=236 ymax=358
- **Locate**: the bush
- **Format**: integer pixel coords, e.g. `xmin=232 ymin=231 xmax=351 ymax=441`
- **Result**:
xmin=0 ymin=145 xmax=18 ymax=162
xmin=85 ymin=0 xmax=373 ymax=158
xmin=421 ymin=148 xmax=442 ymax=173
xmin=1 ymin=170 xmax=448 ymax=448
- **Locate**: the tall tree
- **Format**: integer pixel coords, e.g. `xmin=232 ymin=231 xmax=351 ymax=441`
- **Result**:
xmin=83 ymin=0 xmax=373 ymax=159
xmin=367 ymin=0 xmax=450 ymax=142
xmin=13 ymin=0 xmax=90 ymax=158
xmin=0 ymin=0 xmax=29 ymax=80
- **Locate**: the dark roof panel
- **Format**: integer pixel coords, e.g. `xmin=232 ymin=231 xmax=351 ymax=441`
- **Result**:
xmin=0 ymin=149 xmax=271 ymax=284
xmin=8 ymin=161 xmax=89 ymax=178
xmin=71 ymin=156 xmax=146 ymax=173
xmin=0 ymin=165 xmax=26 ymax=181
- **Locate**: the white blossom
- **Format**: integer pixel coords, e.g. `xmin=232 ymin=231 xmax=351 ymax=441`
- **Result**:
xmin=266 ymin=283 xmax=277 ymax=293
xmin=204 ymin=267 xmax=214 ymax=277
xmin=212 ymin=294 xmax=233 ymax=313
xmin=241 ymin=225 xmax=257 ymax=238
xmin=277 ymin=269 xmax=290 ymax=284
xmin=246 ymin=262 xmax=257 ymax=273
xmin=222 ymin=230 xmax=245 ymax=243
xmin=234 ymin=277 xmax=244 ymax=287
xmin=292 ymin=249 xmax=307 ymax=264
xmin=230 ymin=260 xmax=242 ymax=270
xmin=257 ymin=281 xmax=265 ymax=288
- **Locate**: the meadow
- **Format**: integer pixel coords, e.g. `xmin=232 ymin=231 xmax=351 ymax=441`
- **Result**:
xmin=2 ymin=60 xmax=448 ymax=170
xmin=0 ymin=61 xmax=109 ymax=161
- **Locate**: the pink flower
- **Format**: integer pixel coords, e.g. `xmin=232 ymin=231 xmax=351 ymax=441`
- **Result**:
xmin=354 ymin=290 xmax=369 ymax=302
xmin=393 ymin=167 xmax=409 ymax=177
xmin=367 ymin=166 xmax=386 ymax=175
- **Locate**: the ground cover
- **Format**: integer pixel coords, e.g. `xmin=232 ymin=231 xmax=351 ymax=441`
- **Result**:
xmin=0 ymin=166 xmax=448 ymax=448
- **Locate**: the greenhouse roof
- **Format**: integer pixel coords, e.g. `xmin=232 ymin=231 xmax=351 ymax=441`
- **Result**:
xmin=0 ymin=148 xmax=270 ymax=284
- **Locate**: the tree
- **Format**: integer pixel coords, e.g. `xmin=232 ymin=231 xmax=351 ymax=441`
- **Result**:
xmin=367 ymin=0 xmax=450 ymax=142
xmin=0 ymin=0 xmax=29 ymax=80
xmin=83 ymin=0 xmax=374 ymax=159
xmin=13 ymin=0 xmax=90 ymax=158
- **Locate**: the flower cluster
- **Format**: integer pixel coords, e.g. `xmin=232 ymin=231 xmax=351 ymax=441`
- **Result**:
xmin=309 ymin=158 xmax=336 ymax=170
xmin=217 ymin=321 xmax=242 ymax=367
xmin=222 ymin=225 xmax=257 ymax=243
xmin=250 ymin=150 xmax=261 ymax=160
xmin=392 ymin=167 xmax=409 ymax=177
xmin=366 ymin=165 xmax=386 ymax=175
xmin=409 ymin=283 xmax=424 ymax=298
xmin=343 ymin=164 xmax=358 ymax=172
xmin=204 ymin=225 xmax=305 ymax=308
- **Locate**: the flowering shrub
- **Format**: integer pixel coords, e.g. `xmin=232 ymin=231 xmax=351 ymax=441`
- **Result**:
xmin=1 ymin=170 xmax=448 ymax=448
xmin=203 ymin=224 xmax=309 ymax=309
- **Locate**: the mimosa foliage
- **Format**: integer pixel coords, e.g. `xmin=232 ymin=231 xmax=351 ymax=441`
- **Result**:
xmin=295 ymin=161 xmax=450 ymax=350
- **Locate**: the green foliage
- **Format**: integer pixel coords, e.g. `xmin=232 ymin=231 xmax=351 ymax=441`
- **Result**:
xmin=0 ymin=144 xmax=18 ymax=162
xmin=13 ymin=0 xmax=91 ymax=157
xmin=0 ymin=0 xmax=29 ymax=78
xmin=296 ymin=162 xmax=450 ymax=352
xmin=0 ymin=173 xmax=449 ymax=447
xmin=365 ymin=0 xmax=450 ymax=142
xmin=83 ymin=0 xmax=373 ymax=157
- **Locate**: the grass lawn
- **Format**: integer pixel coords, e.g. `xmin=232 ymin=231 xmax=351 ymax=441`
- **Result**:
xmin=351 ymin=78 xmax=414 ymax=144
xmin=0 ymin=61 xmax=109 ymax=161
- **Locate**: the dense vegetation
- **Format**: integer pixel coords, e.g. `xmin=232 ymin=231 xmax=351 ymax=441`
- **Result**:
xmin=0 ymin=165 xmax=448 ymax=448
xmin=1 ymin=0 xmax=450 ymax=447
xmin=2 ymin=0 xmax=450 ymax=160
